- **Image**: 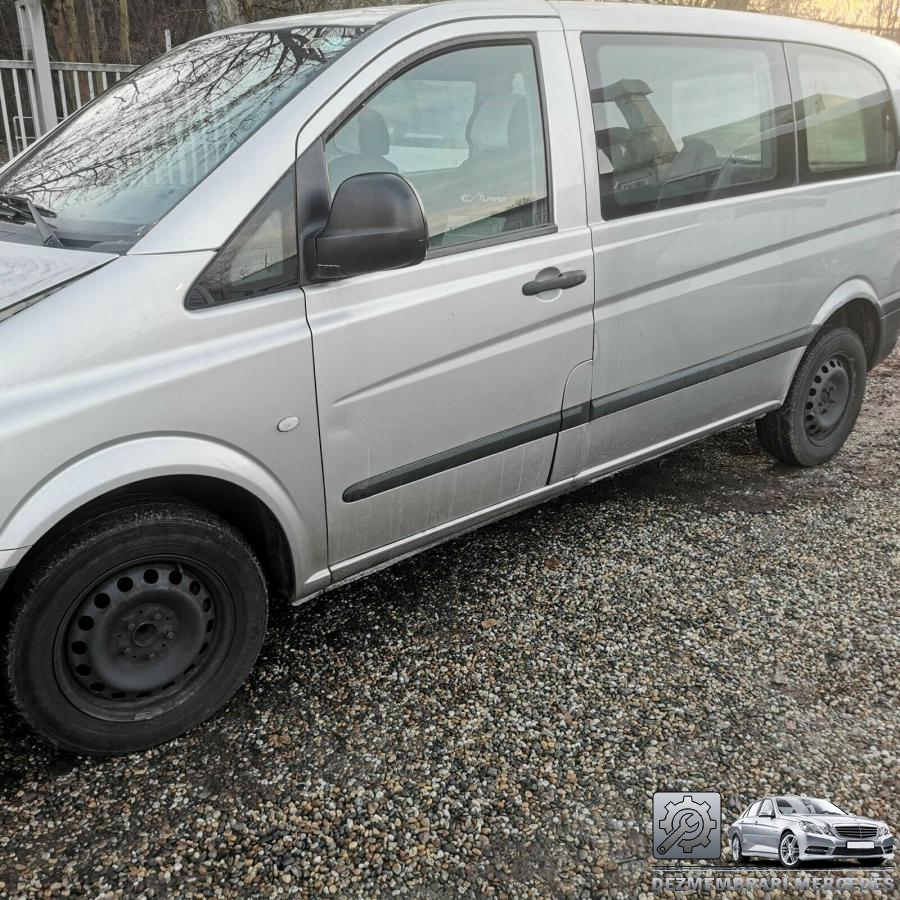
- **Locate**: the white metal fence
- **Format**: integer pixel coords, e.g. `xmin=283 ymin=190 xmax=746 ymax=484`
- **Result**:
xmin=0 ymin=59 xmax=136 ymax=161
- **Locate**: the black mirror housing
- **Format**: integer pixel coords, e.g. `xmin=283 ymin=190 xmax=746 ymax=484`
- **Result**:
xmin=308 ymin=172 xmax=428 ymax=281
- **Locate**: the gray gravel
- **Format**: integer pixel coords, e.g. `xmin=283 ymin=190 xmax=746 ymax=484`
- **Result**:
xmin=0 ymin=349 xmax=897 ymax=899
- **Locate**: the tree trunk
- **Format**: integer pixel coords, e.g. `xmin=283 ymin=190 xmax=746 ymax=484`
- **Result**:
xmin=118 ymin=0 xmax=131 ymax=64
xmin=207 ymin=0 xmax=245 ymax=31
xmin=83 ymin=0 xmax=100 ymax=63
xmin=42 ymin=0 xmax=84 ymax=61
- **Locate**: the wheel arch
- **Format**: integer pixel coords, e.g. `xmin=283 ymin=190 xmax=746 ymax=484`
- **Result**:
xmin=812 ymin=279 xmax=884 ymax=369
xmin=0 ymin=436 xmax=328 ymax=605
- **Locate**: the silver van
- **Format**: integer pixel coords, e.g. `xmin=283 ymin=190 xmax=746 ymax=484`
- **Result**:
xmin=0 ymin=2 xmax=897 ymax=755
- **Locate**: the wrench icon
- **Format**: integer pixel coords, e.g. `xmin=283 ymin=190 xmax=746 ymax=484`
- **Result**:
xmin=657 ymin=811 xmax=702 ymax=854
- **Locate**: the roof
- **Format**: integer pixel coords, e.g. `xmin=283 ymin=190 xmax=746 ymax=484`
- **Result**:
xmin=230 ymin=5 xmax=419 ymax=32
xmin=551 ymin=0 xmax=895 ymax=50
xmin=220 ymin=1 xmax=899 ymax=73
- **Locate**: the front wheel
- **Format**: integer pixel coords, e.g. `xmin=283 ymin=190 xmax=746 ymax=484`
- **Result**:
xmin=4 ymin=501 xmax=268 ymax=755
xmin=756 ymin=326 xmax=867 ymax=467
xmin=778 ymin=833 xmax=803 ymax=869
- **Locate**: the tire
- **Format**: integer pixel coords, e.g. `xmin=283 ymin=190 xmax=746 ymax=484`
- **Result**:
xmin=756 ymin=326 xmax=867 ymax=467
xmin=731 ymin=835 xmax=746 ymax=865
xmin=778 ymin=832 xmax=803 ymax=869
xmin=4 ymin=501 xmax=268 ymax=756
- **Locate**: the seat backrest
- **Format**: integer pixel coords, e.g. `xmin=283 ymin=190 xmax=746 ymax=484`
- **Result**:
xmin=467 ymin=94 xmax=529 ymax=155
xmin=328 ymin=108 xmax=398 ymax=189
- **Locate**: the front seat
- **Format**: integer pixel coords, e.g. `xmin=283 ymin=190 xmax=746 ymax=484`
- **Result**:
xmin=655 ymin=138 xmax=721 ymax=209
xmin=328 ymin=108 xmax=399 ymax=190
xmin=460 ymin=93 xmax=530 ymax=171
xmin=451 ymin=94 xmax=540 ymax=234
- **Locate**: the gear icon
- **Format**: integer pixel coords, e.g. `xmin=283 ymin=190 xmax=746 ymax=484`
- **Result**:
xmin=657 ymin=794 xmax=717 ymax=855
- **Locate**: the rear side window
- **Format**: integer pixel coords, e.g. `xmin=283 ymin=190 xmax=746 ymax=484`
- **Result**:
xmin=787 ymin=44 xmax=897 ymax=181
xmin=745 ymin=801 xmax=762 ymax=818
xmin=759 ymin=798 xmax=774 ymax=817
xmin=581 ymin=34 xmax=795 ymax=220
xmin=324 ymin=42 xmax=550 ymax=250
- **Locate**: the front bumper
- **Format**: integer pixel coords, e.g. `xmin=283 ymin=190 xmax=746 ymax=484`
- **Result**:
xmin=797 ymin=830 xmax=894 ymax=861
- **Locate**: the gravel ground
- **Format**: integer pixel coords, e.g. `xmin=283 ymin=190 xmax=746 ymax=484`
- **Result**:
xmin=0 ymin=349 xmax=897 ymax=899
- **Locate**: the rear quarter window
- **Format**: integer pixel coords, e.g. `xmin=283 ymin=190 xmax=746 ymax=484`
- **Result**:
xmin=787 ymin=43 xmax=898 ymax=181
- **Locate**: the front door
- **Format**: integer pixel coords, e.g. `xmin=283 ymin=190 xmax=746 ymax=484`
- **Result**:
xmin=755 ymin=798 xmax=780 ymax=855
xmin=302 ymin=28 xmax=595 ymax=570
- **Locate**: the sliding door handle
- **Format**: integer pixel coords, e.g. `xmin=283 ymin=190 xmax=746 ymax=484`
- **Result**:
xmin=522 ymin=269 xmax=587 ymax=296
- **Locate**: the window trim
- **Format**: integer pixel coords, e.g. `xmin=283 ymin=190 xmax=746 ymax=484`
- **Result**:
xmin=305 ymin=33 xmax=555 ymax=272
xmin=581 ymin=31 xmax=797 ymax=223
xmin=425 ymin=222 xmax=558 ymax=259
xmin=784 ymin=41 xmax=900 ymax=185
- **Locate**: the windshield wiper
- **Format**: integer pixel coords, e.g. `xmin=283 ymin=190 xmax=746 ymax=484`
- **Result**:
xmin=0 ymin=193 xmax=55 ymax=218
xmin=0 ymin=193 xmax=63 ymax=248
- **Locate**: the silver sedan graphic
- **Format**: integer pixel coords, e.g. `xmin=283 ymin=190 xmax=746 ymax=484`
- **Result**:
xmin=729 ymin=796 xmax=894 ymax=868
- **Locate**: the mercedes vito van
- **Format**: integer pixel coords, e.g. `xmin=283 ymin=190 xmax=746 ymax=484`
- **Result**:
xmin=0 ymin=1 xmax=897 ymax=754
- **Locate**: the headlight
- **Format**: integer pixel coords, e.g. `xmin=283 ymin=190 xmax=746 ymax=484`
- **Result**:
xmin=800 ymin=820 xmax=826 ymax=835
xmin=877 ymin=824 xmax=891 ymax=837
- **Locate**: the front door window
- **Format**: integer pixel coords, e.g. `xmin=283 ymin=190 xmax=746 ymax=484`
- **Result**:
xmin=324 ymin=43 xmax=550 ymax=250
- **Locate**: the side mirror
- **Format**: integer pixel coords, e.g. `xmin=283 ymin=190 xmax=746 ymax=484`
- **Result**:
xmin=308 ymin=172 xmax=428 ymax=281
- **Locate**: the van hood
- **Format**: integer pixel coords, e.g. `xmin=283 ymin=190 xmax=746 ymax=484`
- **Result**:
xmin=0 ymin=241 xmax=116 ymax=318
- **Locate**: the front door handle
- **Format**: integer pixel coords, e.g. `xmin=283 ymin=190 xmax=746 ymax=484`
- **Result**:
xmin=522 ymin=269 xmax=587 ymax=296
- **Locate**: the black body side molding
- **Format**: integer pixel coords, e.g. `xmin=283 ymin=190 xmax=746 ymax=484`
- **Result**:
xmin=342 ymin=327 xmax=817 ymax=503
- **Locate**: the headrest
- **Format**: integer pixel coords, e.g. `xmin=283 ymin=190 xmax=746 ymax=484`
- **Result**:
xmin=333 ymin=108 xmax=390 ymax=157
xmin=469 ymin=95 xmax=530 ymax=151
xmin=358 ymin=108 xmax=390 ymax=156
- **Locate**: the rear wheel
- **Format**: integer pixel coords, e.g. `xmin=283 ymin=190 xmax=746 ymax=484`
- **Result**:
xmin=756 ymin=326 xmax=867 ymax=467
xmin=4 ymin=501 xmax=268 ymax=755
xmin=731 ymin=835 xmax=745 ymax=864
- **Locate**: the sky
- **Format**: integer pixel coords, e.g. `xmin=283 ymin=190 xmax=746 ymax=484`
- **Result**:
xmin=806 ymin=0 xmax=893 ymax=28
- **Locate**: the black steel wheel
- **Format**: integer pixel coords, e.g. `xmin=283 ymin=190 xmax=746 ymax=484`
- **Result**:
xmin=803 ymin=352 xmax=852 ymax=443
xmin=757 ymin=326 xmax=867 ymax=467
xmin=4 ymin=500 xmax=268 ymax=756
xmin=58 ymin=559 xmax=232 ymax=721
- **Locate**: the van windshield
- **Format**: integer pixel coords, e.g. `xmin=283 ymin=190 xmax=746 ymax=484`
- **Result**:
xmin=0 ymin=25 xmax=367 ymax=250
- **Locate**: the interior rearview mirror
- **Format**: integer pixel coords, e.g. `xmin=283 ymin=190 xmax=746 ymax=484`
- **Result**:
xmin=308 ymin=172 xmax=428 ymax=281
